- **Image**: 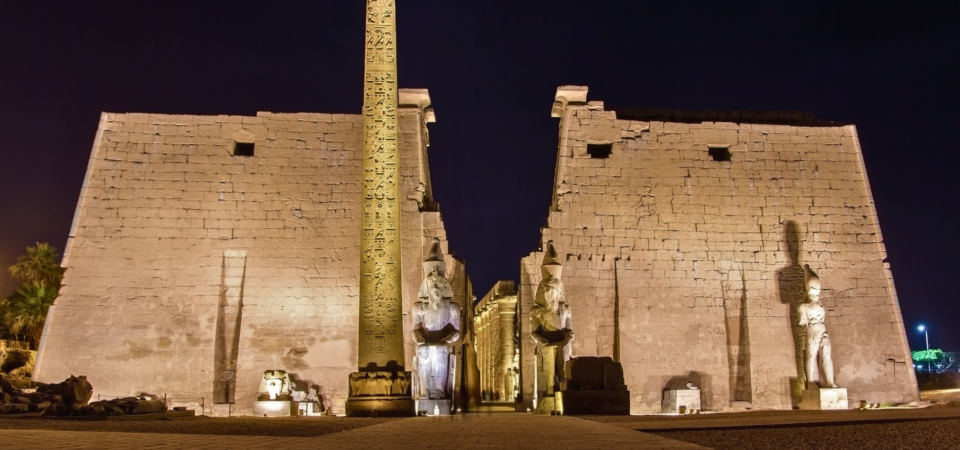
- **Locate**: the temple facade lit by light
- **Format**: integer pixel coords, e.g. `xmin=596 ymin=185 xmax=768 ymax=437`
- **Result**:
xmin=34 ymin=1 xmax=918 ymax=415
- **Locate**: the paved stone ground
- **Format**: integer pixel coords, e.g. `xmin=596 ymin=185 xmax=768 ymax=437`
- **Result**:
xmin=0 ymin=414 xmax=706 ymax=450
xmin=0 ymin=416 xmax=397 ymax=438
xmin=653 ymin=419 xmax=960 ymax=450
xmin=4 ymin=408 xmax=960 ymax=449
xmin=584 ymin=406 xmax=960 ymax=431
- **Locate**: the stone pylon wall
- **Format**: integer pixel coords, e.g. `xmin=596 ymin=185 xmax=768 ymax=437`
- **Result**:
xmin=34 ymin=93 xmax=468 ymax=415
xmin=518 ymin=86 xmax=918 ymax=412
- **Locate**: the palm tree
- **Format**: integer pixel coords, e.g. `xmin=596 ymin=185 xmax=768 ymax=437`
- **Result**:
xmin=0 ymin=293 xmax=13 ymax=340
xmin=8 ymin=242 xmax=65 ymax=288
xmin=3 ymin=281 xmax=57 ymax=347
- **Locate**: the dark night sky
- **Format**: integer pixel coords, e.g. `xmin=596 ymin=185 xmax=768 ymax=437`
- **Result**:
xmin=1 ymin=1 xmax=957 ymax=351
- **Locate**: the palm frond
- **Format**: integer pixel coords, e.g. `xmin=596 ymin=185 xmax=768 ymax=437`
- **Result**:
xmin=3 ymin=280 xmax=57 ymax=345
xmin=8 ymin=242 xmax=65 ymax=287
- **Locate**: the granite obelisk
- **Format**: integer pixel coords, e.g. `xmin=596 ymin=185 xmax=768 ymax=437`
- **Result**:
xmin=345 ymin=0 xmax=415 ymax=417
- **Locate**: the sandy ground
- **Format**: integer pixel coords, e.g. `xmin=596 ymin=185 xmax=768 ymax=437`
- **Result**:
xmin=0 ymin=388 xmax=956 ymax=447
xmin=921 ymin=388 xmax=960 ymax=406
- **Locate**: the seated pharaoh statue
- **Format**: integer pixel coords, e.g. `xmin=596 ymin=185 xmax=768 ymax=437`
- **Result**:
xmin=530 ymin=240 xmax=575 ymax=399
xmin=799 ymin=264 xmax=839 ymax=389
xmin=412 ymin=238 xmax=461 ymax=400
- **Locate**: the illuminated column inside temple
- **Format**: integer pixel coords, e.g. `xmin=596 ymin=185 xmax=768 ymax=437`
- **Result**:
xmin=345 ymin=0 xmax=414 ymax=417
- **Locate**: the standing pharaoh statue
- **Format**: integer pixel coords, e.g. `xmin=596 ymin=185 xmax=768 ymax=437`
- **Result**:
xmin=530 ymin=241 xmax=575 ymax=401
xmin=412 ymin=238 xmax=461 ymax=400
xmin=798 ymin=264 xmax=838 ymax=388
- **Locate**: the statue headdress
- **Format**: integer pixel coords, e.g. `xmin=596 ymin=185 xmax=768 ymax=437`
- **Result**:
xmin=803 ymin=264 xmax=821 ymax=291
xmin=541 ymin=240 xmax=563 ymax=280
xmin=423 ymin=237 xmax=446 ymax=276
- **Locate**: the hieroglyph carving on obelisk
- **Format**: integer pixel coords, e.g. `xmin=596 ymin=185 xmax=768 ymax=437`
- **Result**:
xmin=359 ymin=0 xmax=404 ymax=371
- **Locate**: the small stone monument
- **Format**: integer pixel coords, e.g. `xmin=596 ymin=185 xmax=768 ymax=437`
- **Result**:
xmin=412 ymin=238 xmax=460 ymax=416
xmin=530 ymin=241 xmax=575 ymax=414
xmin=253 ymin=370 xmax=295 ymax=417
xmin=662 ymin=382 xmax=701 ymax=414
xmin=798 ymin=265 xmax=848 ymax=410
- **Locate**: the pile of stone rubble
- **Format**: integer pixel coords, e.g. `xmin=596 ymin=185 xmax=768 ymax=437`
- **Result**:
xmin=1 ymin=374 xmax=93 ymax=415
xmin=0 ymin=374 xmax=166 ymax=417
xmin=71 ymin=396 xmax=167 ymax=416
xmin=0 ymin=347 xmax=35 ymax=390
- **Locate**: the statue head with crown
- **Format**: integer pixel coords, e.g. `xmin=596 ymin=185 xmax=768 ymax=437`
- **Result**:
xmin=530 ymin=241 xmax=575 ymax=400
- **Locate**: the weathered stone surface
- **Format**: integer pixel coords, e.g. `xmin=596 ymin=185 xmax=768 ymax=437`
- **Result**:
xmin=519 ymin=86 xmax=918 ymax=413
xmin=33 ymin=98 xmax=469 ymax=416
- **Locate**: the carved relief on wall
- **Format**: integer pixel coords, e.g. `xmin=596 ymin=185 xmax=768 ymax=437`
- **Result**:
xmin=348 ymin=371 xmax=412 ymax=397
xmin=359 ymin=0 xmax=403 ymax=363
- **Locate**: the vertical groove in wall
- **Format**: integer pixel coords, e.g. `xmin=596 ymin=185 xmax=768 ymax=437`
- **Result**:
xmin=214 ymin=250 xmax=247 ymax=404
xmin=613 ymin=258 xmax=621 ymax=363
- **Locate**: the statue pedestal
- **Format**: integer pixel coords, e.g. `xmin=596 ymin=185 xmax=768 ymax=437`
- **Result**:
xmin=210 ymin=403 xmax=233 ymax=417
xmin=297 ymin=402 xmax=324 ymax=416
xmin=557 ymin=390 xmax=630 ymax=415
xmin=662 ymin=389 xmax=701 ymax=413
xmin=416 ymin=399 xmax=452 ymax=415
xmin=252 ymin=400 xmax=295 ymax=417
xmin=553 ymin=357 xmax=630 ymax=415
xmin=800 ymin=388 xmax=848 ymax=410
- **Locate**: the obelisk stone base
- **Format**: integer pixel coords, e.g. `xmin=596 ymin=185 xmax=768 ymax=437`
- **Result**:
xmin=344 ymin=371 xmax=415 ymax=417
xmin=345 ymin=396 xmax=416 ymax=417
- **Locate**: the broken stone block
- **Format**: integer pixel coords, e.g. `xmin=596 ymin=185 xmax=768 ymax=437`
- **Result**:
xmin=36 ymin=375 xmax=93 ymax=407
xmin=1 ymin=403 xmax=28 ymax=414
